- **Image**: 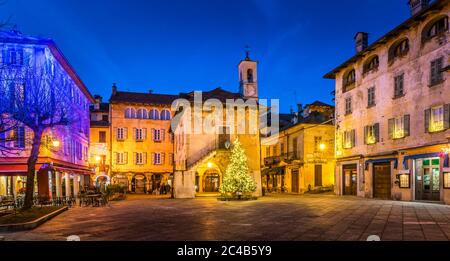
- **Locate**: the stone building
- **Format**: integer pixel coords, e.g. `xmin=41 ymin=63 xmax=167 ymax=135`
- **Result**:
xmin=0 ymin=30 xmax=94 ymax=199
xmin=109 ymin=86 xmax=177 ymax=194
xmin=172 ymin=55 xmax=262 ymax=198
xmin=261 ymin=102 xmax=335 ymax=194
xmin=89 ymin=95 xmax=111 ymax=188
xmin=324 ymin=0 xmax=450 ymax=203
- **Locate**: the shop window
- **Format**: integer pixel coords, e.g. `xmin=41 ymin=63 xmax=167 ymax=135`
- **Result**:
xmin=444 ymin=171 xmax=450 ymax=189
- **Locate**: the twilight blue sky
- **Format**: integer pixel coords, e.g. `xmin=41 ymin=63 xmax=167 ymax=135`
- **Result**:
xmin=1 ymin=0 xmax=412 ymax=112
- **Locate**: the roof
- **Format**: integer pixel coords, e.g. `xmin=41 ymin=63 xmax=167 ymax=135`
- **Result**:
xmin=0 ymin=30 xmax=95 ymax=102
xmin=89 ymin=103 xmax=110 ymax=113
xmin=307 ymin=100 xmax=334 ymax=108
xmin=323 ymin=0 xmax=449 ymax=79
xmin=110 ymin=91 xmax=179 ymax=105
xmin=179 ymin=87 xmax=244 ymax=102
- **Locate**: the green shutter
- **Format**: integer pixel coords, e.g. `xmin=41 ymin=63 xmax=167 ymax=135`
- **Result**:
xmin=388 ymin=118 xmax=394 ymax=139
xmin=374 ymin=123 xmax=380 ymax=142
xmin=404 ymin=115 xmax=410 ymax=137
xmin=351 ymin=129 xmax=356 ymax=147
xmin=363 ymin=126 xmax=367 ymax=145
xmin=444 ymin=104 xmax=450 ymax=130
xmin=424 ymin=109 xmax=431 ymax=133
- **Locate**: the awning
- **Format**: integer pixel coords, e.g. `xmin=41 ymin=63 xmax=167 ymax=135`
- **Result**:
xmin=262 ymin=166 xmax=285 ymax=176
xmin=402 ymin=152 xmax=445 ymax=169
xmin=365 ymin=158 xmax=398 ymax=170
xmin=52 ymin=166 xmax=95 ymax=176
xmin=0 ymin=163 xmax=43 ymax=176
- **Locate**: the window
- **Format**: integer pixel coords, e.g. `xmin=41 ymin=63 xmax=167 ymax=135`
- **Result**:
xmin=125 ymin=108 xmax=136 ymax=119
xmin=280 ymin=143 xmax=285 ymax=155
xmin=153 ymin=153 xmax=161 ymax=165
xmin=149 ymin=109 xmax=159 ymax=120
xmin=3 ymin=48 xmax=23 ymax=66
xmin=102 ymin=115 xmax=108 ymax=122
xmin=136 ymin=108 xmax=148 ymax=119
xmin=115 ymin=152 xmax=127 ymax=164
xmin=342 ymin=69 xmax=356 ymax=91
xmin=430 ymin=57 xmax=444 ymax=86
xmin=426 ymin=105 xmax=446 ymax=132
xmin=364 ymin=123 xmax=379 ymax=145
xmin=424 ymin=16 xmax=448 ymax=41
xmin=388 ymin=115 xmax=410 ymax=139
xmin=99 ymin=131 xmax=106 ymax=143
xmin=314 ymin=136 xmax=322 ymax=152
xmin=161 ymin=109 xmax=171 ymax=120
xmin=135 ymin=152 xmax=145 ymax=165
xmin=84 ymin=146 xmax=88 ymax=162
xmin=345 ymin=97 xmax=352 ymax=115
xmin=247 ymin=69 xmax=254 ymax=83
xmin=153 ymin=129 xmax=161 ymax=142
xmin=363 ymin=56 xmax=379 ymax=74
xmin=13 ymin=126 xmax=25 ymax=149
xmin=343 ymin=130 xmax=355 ymax=149
xmin=273 ymin=145 xmax=277 ymax=156
xmin=368 ymin=87 xmax=376 ymax=107
xmin=389 ymin=39 xmax=409 ymax=62
xmin=117 ymin=127 xmax=125 ymax=140
xmin=135 ymin=128 xmax=146 ymax=141
xmin=394 ymin=74 xmax=404 ymax=98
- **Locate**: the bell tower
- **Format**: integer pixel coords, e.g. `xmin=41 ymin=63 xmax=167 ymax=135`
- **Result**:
xmin=238 ymin=48 xmax=258 ymax=99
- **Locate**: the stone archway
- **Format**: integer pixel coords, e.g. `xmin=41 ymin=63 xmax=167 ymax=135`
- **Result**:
xmin=203 ymin=170 xmax=221 ymax=192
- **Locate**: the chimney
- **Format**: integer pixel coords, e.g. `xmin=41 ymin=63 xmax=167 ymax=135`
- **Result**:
xmin=354 ymin=32 xmax=369 ymax=53
xmin=112 ymin=83 xmax=117 ymax=95
xmin=409 ymin=0 xmax=430 ymax=16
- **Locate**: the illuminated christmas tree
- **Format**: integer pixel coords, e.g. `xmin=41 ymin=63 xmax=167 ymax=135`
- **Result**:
xmin=220 ymin=138 xmax=257 ymax=197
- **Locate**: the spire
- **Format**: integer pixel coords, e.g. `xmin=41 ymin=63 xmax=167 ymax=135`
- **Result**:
xmin=244 ymin=45 xmax=250 ymax=61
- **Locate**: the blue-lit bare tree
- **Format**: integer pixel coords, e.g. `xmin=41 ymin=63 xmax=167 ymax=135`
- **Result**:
xmin=0 ymin=47 xmax=76 ymax=209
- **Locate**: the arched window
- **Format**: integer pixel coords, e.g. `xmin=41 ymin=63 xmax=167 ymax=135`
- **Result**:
xmin=388 ymin=39 xmax=409 ymax=62
xmin=149 ymin=109 xmax=160 ymax=120
xmin=142 ymin=109 xmax=148 ymax=119
xmin=342 ymin=69 xmax=356 ymax=92
xmin=137 ymin=108 xmax=147 ymax=119
xmin=161 ymin=109 xmax=171 ymax=120
xmin=247 ymin=69 xmax=254 ymax=83
xmin=422 ymin=16 xmax=448 ymax=43
xmin=125 ymin=108 xmax=131 ymax=118
xmin=363 ymin=55 xmax=379 ymax=74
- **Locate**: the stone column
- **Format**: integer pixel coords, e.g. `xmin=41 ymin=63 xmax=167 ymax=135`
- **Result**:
xmin=65 ymin=173 xmax=71 ymax=197
xmin=80 ymin=175 xmax=85 ymax=191
xmin=55 ymin=172 xmax=62 ymax=198
xmin=12 ymin=176 xmax=17 ymax=198
xmin=73 ymin=175 xmax=80 ymax=197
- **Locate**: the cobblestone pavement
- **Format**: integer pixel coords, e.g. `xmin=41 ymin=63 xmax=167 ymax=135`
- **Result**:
xmin=2 ymin=194 xmax=450 ymax=241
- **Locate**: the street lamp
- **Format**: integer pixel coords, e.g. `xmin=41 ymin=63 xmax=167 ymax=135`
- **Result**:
xmin=95 ymin=155 xmax=101 ymax=162
xmin=207 ymin=162 xmax=213 ymax=168
xmin=52 ymin=139 xmax=60 ymax=148
xmin=319 ymin=143 xmax=326 ymax=151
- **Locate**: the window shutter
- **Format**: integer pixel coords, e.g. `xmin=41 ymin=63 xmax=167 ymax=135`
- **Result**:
xmin=169 ymin=153 xmax=174 ymax=165
xmin=133 ymin=128 xmax=137 ymax=140
xmin=133 ymin=152 xmax=137 ymax=165
xmin=444 ymin=104 xmax=450 ymax=130
xmin=151 ymin=128 xmax=155 ymax=141
xmin=374 ymin=123 xmax=380 ymax=142
xmin=161 ymin=152 xmax=165 ymax=165
xmin=431 ymin=60 xmax=437 ymax=84
xmin=114 ymin=127 xmax=118 ymax=140
xmin=151 ymin=153 xmax=155 ymax=165
xmin=143 ymin=152 xmax=147 ymax=165
xmin=124 ymin=152 xmax=128 ymax=164
xmin=351 ymin=129 xmax=356 ymax=147
xmin=113 ymin=152 xmax=118 ymax=164
xmin=404 ymin=115 xmax=410 ymax=137
xmin=363 ymin=126 xmax=368 ymax=145
xmin=161 ymin=129 xmax=165 ymax=141
xmin=424 ymin=109 xmax=431 ymax=133
xmin=143 ymin=128 xmax=147 ymax=140
xmin=124 ymin=127 xmax=128 ymax=139
xmin=388 ymin=118 xmax=394 ymax=139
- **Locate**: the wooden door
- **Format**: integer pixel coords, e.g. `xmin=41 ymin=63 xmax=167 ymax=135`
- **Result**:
xmin=373 ymin=163 xmax=391 ymax=199
xmin=291 ymin=169 xmax=299 ymax=193
xmin=314 ymin=165 xmax=323 ymax=187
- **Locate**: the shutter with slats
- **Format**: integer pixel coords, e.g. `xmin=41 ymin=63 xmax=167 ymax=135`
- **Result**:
xmin=374 ymin=123 xmax=380 ymax=142
xmin=133 ymin=128 xmax=137 ymax=140
xmin=363 ymin=126 xmax=368 ymax=145
xmin=161 ymin=153 xmax=165 ymax=165
xmin=143 ymin=152 xmax=147 ymax=165
xmin=151 ymin=153 xmax=155 ymax=165
xmin=404 ymin=115 xmax=410 ymax=137
xmin=124 ymin=152 xmax=128 ymax=164
xmin=114 ymin=127 xmax=118 ymax=140
xmin=424 ymin=109 xmax=431 ymax=133
xmin=114 ymin=152 xmax=118 ymax=164
xmin=444 ymin=104 xmax=450 ymax=130
xmin=151 ymin=128 xmax=155 ymax=141
xmin=388 ymin=118 xmax=394 ymax=139
xmin=351 ymin=129 xmax=356 ymax=147
xmin=161 ymin=129 xmax=165 ymax=141
xmin=143 ymin=128 xmax=147 ymax=140
xmin=133 ymin=152 xmax=137 ymax=165
xmin=124 ymin=127 xmax=128 ymax=140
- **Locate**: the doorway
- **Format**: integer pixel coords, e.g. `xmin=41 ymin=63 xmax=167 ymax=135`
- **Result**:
xmin=291 ymin=168 xmax=299 ymax=193
xmin=314 ymin=165 xmax=323 ymax=187
xmin=343 ymin=164 xmax=357 ymax=195
xmin=415 ymin=158 xmax=440 ymax=201
xmin=203 ymin=172 xmax=220 ymax=192
xmin=133 ymin=174 xmax=146 ymax=193
xmin=373 ymin=163 xmax=391 ymax=199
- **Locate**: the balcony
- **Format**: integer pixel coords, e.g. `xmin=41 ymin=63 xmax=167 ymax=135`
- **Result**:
xmin=264 ymin=156 xmax=281 ymax=166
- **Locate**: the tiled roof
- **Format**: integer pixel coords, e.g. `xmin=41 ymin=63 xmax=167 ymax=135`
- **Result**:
xmin=179 ymin=87 xmax=244 ymax=102
xmin=109 ymin=91 xmax=179 ymax=105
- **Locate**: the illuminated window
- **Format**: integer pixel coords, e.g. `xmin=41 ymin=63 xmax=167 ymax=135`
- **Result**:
xmin=364 ymin=124 xmax=379 ymax=145
xmin=343 ymin=130 xmax=355 ymax=149
xmin=399 ymin=174 xmax=410 ymax=188
xmin=444 ymin=172 xmax=450 ymax=189
xmin=430 ymin=106 xmax=444 ymax=132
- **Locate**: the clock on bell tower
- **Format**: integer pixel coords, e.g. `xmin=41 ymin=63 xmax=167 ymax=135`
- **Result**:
xmin=238 ymin=50 xmax=258 ymax=99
